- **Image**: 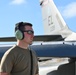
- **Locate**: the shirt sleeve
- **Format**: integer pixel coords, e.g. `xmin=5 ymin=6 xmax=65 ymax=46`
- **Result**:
xmin=32 ymin=50 xmax=39 ymax=75
xmin=0 ymin=50 xmax=14 ymax=73
xmin=36 ymin=62 xmax=39 ymax=75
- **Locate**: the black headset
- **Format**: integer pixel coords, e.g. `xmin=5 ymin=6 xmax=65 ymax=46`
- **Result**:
xmin=15 ymin=22 xmax=24 ymax=40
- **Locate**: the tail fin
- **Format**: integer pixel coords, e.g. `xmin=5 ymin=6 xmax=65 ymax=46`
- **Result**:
xmin=40 ymin=0 xmax=72 ymax=39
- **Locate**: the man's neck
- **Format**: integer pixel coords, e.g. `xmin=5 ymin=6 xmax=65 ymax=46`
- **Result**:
xmin=17 ymin=41 xmax=29 ymax=49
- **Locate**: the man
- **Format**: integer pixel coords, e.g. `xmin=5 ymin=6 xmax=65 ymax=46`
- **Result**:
xmin=0 ymin=22 xmax=39 ymax=75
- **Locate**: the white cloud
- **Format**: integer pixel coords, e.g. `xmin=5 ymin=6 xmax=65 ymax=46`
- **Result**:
xmin=10 ymin=0 xmax=26 ymax=5
xmin=61 ymin=2 xmax=76 ymax=19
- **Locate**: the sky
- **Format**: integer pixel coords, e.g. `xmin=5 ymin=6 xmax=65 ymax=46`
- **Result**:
xmin=0 ymin=0 xmax=76 ymax=37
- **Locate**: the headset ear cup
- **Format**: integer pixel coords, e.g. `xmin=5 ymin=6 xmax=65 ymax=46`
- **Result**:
xmin=15 ymin=30 xmax=23 ymax=40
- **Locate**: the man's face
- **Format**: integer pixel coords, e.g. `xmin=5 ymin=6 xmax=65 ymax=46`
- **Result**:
xmin=23 ymin=25 xmax=34 ymax=45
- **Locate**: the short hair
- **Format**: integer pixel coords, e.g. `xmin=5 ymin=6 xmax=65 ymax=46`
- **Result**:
xmin=15 ymin=22 xmax=32 ymax=32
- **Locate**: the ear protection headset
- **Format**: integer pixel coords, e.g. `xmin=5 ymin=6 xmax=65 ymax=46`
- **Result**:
xmin=15 ymin=22 xmax=24 ymax=40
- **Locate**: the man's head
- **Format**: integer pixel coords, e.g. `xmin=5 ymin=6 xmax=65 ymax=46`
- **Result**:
xmin=15 ymin=22 xmax=34 ymax=45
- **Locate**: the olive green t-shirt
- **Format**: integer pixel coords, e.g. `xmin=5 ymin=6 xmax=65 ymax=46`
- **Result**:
xmin=0 ymin=45 xmax=39 ymax=75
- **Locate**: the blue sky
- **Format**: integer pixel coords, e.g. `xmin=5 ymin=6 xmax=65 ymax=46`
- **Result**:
xmin=0 ymin=0 xmax=76 ymax=37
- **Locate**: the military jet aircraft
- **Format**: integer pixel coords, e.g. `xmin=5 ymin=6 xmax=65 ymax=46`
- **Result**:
xmin=0 ymin=0 xmax=76 ymax=75
xmin=0 ymin=0 xmax=76 ymax=60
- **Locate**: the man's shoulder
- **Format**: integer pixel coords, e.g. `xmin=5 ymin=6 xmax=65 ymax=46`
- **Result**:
xmin=5 ymin=45 xmax=18 ymax=54
xmin=30 ymin=49 xmax=36 ymax=55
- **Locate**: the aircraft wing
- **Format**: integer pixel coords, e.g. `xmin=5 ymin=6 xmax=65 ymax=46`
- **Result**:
xmin=0 ymin=44 xmax=76 ymax=61
xmin=31 ymin=44 xmax=76 ymax=57
xmin=0 ymin=35 xmax=64 ymax=42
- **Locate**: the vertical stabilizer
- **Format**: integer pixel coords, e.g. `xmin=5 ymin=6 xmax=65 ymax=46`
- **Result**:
xmin=40 ymin=0 xmax=72 ymax=38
